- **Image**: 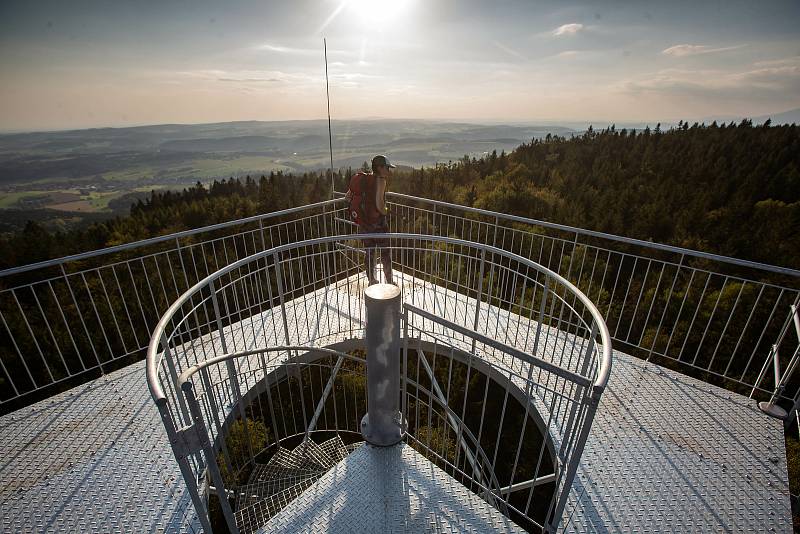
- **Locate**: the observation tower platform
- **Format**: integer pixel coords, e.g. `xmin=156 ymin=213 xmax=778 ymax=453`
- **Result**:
xmin=0 ymin=194 xmax=797 ymax=533
xmin=0 ymin=274 xmax=790 ymax=532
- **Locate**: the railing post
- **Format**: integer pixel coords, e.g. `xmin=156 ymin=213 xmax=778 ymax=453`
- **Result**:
xmin=547 ymin=389 xmax=601 ymax=533
xmin=402 ymin=306 xmax=409 ymax=427
xmin=360 ymin=283 xmax=405 ymax=446
xmin=759 ymin=344 xmax=800 ymax=419
xmin=181 ymin=382 xmax=240 ymax=534
xmin=753 ymin=304 xmax=800 ymax=419
xmin=160 ymin=333 xmax=191 ymax=425
xmin=155 ymin=399 xmax=217 ymax=534
xmin=471 ymin=248 xmax=487 ymax=354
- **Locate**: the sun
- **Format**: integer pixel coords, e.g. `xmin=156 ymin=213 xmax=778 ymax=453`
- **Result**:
xmin=347 ymin=0 xmax=411 ymax=27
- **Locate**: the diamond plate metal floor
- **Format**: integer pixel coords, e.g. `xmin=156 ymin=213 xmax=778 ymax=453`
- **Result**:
xmin=261 ymin=442 xmax=526 ymax=533
xmin=564 ymin=350 xmax=791 ymax=533
xmin=0 ymin=360 xmax=199 ymax=533
xmin=0 ymin=273 xmax=792 ymax=532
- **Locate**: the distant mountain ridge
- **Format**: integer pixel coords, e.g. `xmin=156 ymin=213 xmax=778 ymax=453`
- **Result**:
xmin=0 ymin=119 xmax=576 ymax=157
xmin=0 ymin=119 xmax=580 ymax=218
xmin=693 ymin=107 xmax=800 ymax=127
xmin=752 ymin=107 xmax=800 ymax=125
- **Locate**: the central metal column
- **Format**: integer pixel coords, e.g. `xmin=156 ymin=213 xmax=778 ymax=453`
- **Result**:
xmin=360 ymin=283 xmax=405 ymax=446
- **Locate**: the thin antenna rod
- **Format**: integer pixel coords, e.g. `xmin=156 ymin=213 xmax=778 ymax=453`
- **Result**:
xmin=324 ymin=38 xmax=335 ymax=199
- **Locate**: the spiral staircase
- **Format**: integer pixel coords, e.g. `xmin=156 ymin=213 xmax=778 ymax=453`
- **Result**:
xmin=233 ymin=436 xmax=361 ymax=533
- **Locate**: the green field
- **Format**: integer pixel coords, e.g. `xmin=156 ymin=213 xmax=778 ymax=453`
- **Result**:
xmin=1 ymin=187 xmax=151 ymax=213
xmin=0 ymin=156 xmax=297 ymax=213
xmin=0 ymin=191 xmax=38 ymax=208
xmin=0 ymin=119 xmax=565 ymax=220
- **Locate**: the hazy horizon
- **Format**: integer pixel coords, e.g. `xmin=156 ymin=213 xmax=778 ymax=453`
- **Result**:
xmin=2 ymin=110 xmax=799 ymax=136
xmin=2 ymin=0 xmax=799 ymax=131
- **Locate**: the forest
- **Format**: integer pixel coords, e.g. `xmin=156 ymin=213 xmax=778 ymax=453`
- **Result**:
xmin=1 ymin=119 xmax=799 ymax=411
xmin=1 ymin=119 xmax=799 ymax=528
xmin=1 ymin=119 xmax=797 ymax=272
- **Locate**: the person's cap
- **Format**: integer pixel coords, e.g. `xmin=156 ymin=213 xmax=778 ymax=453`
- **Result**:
xmin=372 ymin=154 xmax=397 ymax=170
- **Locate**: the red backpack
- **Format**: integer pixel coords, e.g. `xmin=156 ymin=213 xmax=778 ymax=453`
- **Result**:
xmin=348 ymin=171 xmax=380 ymax=226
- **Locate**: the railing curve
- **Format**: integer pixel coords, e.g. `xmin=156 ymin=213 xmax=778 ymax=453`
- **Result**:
xmin=383 ymin=192 xmax=800 ymax=412
xmin=146 ymin=233 xmax=612 ymax=401
xmin=147 ymin=233 xmax=611 ymax=532
xmin=4 ymin=191 xmax=799 ymax=416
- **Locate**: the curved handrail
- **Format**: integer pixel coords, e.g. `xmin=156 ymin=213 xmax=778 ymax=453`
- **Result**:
xmin=177 ymin=345 xmax=355 ymax=389
xmin=147 ymin=232 xmax=612 ymax=403
xmin=148 ymin=233 xmax=611 ymax=532
xmin=177 ymin=345 xmax=507 ymax=502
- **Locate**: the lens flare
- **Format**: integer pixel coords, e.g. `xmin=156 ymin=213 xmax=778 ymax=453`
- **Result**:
xmin=348 ymin=0 xmax=409 ymax=27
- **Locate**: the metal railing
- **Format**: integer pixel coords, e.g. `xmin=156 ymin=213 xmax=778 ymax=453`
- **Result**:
xmin=384 ymin=192 xmax=800 ymax=412
xmin=2 ymin=191 xmax=799 ymax=415
xmin=0 ymin=198 xmax=348 ymax=412
xmin=146 ymin=234 xmax=611 ymax=532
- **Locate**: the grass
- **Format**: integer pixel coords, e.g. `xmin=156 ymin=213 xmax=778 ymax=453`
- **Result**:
xmin=0 ymin=191 xmax=40 ymax=208
xmin=0 ymin=153 xmax=297 ymax=213
xmin=103 ymin=167 xmax=153 ymax=181
xmin=91 ymin=156 xmax=293 ymax=182
xmin=85 ymin=190 xmax=125 ymax=210
xmin=185 ymin=156 xmax=292 ymax=177
xmin=2 ymin=188 xmax=146 ymax=212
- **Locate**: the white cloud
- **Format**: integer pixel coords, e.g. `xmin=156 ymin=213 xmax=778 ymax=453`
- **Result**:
xmin=753 ymin=56 xmax=800 ymax=68
xmin=552 ymin=23 xmax=584 ymax=37
xmin=619 ymin=64 xmax=800 ymax=98
xmin=556 ymin=50 xmax=580 ymax=58
xmin=253 ymin=43 xmax=318 ymax=56
xmin=730 ymin=65 xmax=800 ymax=87
xmin=177 ymin=69 xmax=320 ymax=86
xmin=661 ymin=44 xmax=745 ymax=57
xmin=492 ymin=41 xmax=527 ymax=61
xmin=253 ymin=43 xmax=355 ymax=58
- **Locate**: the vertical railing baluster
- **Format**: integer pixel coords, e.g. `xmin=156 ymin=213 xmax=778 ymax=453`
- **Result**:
xmin=647 ymin=255 xmax=684 ymax=361
xmin=209 ymin=279 xmax=253 ymax=463
xmin=471 ymin=248 xmax=486 ymax=354
xmin=0 ymin=308 xmax=33 ymax=391
xmin=273 ymin=251 xmax=308 ymax=432
xmin=155 ymin=397 xmax=218 ymax=534
xmin=181 ymin=383 xmax=239 ymax=533
xmin=61 ymin=265 xmax=103 ymax=371
xmin=160 ymin=332 xmax=191 ymax=425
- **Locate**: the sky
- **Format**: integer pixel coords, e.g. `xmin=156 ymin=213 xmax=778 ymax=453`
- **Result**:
xmin=1 ymin=0 xmax=799 ymax=131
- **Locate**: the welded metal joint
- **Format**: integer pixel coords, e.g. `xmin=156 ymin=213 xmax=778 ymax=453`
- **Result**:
xmin=172 ymin=424 xmax=205 ymax=459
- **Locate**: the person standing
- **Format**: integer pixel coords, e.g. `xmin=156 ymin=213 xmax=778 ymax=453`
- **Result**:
xmin=345 ymin=154 xmax=396 ymax=285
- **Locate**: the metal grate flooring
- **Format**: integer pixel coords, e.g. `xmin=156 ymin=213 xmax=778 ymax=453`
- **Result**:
xmin=234 ymin=436 xmax=357 ymax=532
xmin=0 ymin=273 xmax=792 ymax=532
xmin=261 ymin=442 xmax=526 ymax=533
xmin=0 ymin=362 xmax=199 ymax=533
xmin=562 ymin=351 xmax=791 ymax=532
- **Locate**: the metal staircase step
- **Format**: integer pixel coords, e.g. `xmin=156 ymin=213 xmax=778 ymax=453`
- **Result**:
xmin=234 ymin=477 xmax=319 ymax=534
xmin=234 ymin=439 xmax=367 ymax=533
xmin=292 ymin=438 xmax=334 ymax=470
xmin=345 ymin=441 xmax=363 ymax=454
xmin=262 ymin=442 xmax=527 ymax=533
xmin=265 ymin=446 xmax=322 ymax=472
xmin=235 ymin=471 xmax=322 ymax=510
xmin=318 ymin=435 xmax=348 ymax=465
xmin=249 ymin=463 xmax=323 ymax=485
